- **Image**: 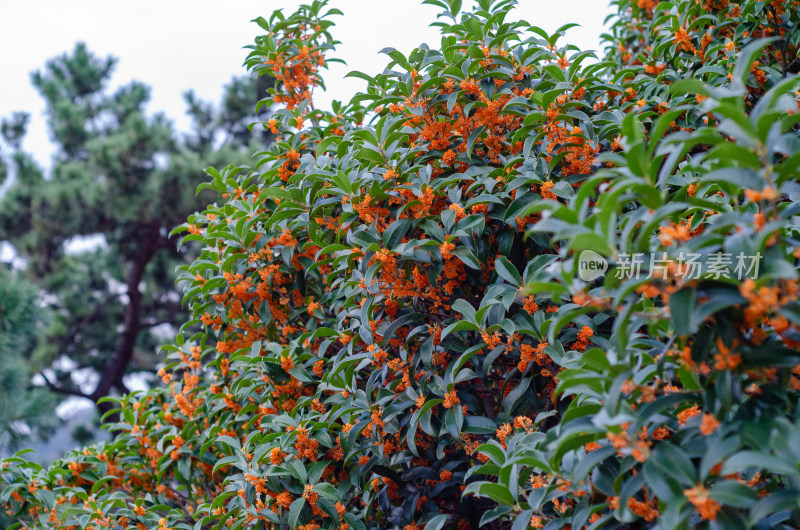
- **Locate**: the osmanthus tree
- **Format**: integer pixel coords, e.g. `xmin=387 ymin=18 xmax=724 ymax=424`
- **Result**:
xmin=2 ymin=0 xmax=800 ymax=528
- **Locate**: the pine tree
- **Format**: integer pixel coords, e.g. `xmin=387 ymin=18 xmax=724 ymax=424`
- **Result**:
xmin=0 ymin=266 xmax=58 ymax=451
xmin=0 ymin=43 xmax=272 ymax=420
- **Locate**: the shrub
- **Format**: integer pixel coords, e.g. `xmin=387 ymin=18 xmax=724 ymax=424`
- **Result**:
xmin=2 ymin=0 xmax=800 ymax=528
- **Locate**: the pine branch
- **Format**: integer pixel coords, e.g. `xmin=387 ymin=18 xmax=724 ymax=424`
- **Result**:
xmin=38 ymin=371 xmax=90 ymax=400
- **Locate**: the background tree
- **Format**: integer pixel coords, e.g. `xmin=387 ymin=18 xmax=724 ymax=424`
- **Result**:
xmin=0 ymin=266 xmax=58 ymax=452
xmin=0 ymin=42 xmax=272 ymax=420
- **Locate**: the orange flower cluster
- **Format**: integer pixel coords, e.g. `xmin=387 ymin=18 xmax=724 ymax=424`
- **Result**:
xmin=658 ymin=220 xmax=693 ymax=246
xmin=606 ymin=423 xmax=652 ymax=463
xmin=628 ymin=495 xmax=660 ymax=522
xmin=675 ymin=27 xmax=697 ymax=54
xmin=294 ymin=428 xmax=320 ymax=461
xmin=263 ymin=30 xmax=325 ymax=110
xmin=713 ymin=339 xmax=742 ymax=371
xmin=739 ymin=279 xmax=800 ymax=346
xmin=684 ymin=484 xmax=721 ymax=520
xmin=542 ymin=98 xmax=598 ymax=177
xmin=442 ymin=389 xmax=460 ymax=408
xmin=518 ymin=342 xmax=549 ymax=372
xmin=572 ymin=326 xmax=594 ymax=351
xmin=677 ymin=404 xmax=702 ymax=425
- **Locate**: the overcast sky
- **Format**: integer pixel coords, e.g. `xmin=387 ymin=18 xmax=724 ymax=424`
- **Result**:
xmin=1 ymin=1 xmax=610 ymax=169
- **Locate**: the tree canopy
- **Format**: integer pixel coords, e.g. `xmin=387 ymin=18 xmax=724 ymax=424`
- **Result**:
xmin=0 ymin=266 xmax=59 ymax=452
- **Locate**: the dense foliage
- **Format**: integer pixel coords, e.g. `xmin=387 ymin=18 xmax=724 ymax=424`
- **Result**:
xmin=0 ymin=267 xmax=59 ymax=452
xmin=3 ymin=0 xmax=800 ymax=528
xmin=0 ymin=43 xmax=271 ymax=420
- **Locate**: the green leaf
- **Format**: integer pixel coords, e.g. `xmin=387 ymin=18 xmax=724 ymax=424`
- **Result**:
xmin=452 ymin=246 xmax=482 ymax=270
xmin=424 ymin=514 xmax=450 ymax=530
xmin=669 ymin=288 xmax=696 ymax=336
xmin=721 ymin=452 xmax=797 ymax=476
xmin=476 ymin=442 xmax=506 ymax=465
xmin=503 ymin=377 xmax=530 ymax=415
xmin=703 ymin=168 xmax=764 ymax=191
xmin=444 ymin=404 xmax=464 ymax=439
xmin=451 ymin=299 xmax=477 ymax=323
xmin=476 ymin=483 xmax=515 ymax=505
xmin=288 ymin=497 xmax=305 ymax=528
xmin=495 ymin=256 xmax=522 ymax=287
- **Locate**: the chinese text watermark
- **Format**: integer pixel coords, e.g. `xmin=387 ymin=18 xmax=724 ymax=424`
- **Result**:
xmin=578 ymin=251 xmax=761 ymax=282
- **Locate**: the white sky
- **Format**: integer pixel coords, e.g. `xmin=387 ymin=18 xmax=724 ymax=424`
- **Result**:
xmin=0 ymin=1 xmax=610 ymax=169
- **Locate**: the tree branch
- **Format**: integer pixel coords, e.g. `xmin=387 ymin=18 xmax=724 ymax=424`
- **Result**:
xmin=114 ymin=378 xmax=130 ymax=394
xmin=89 ymin=222 xmax=161 ymax=416
xmin=38 ymin=371 xmax=91 ymax=400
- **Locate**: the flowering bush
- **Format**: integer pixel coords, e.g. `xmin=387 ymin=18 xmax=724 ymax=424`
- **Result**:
xmin=3 ymin=0 xmax=800 ymax=528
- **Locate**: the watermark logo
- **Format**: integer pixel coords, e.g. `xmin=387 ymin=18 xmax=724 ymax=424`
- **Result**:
xmin=578 ymin=250 xmax=609 ymax=281
xmin=576 ymin=251 xmax=761 ymax=282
